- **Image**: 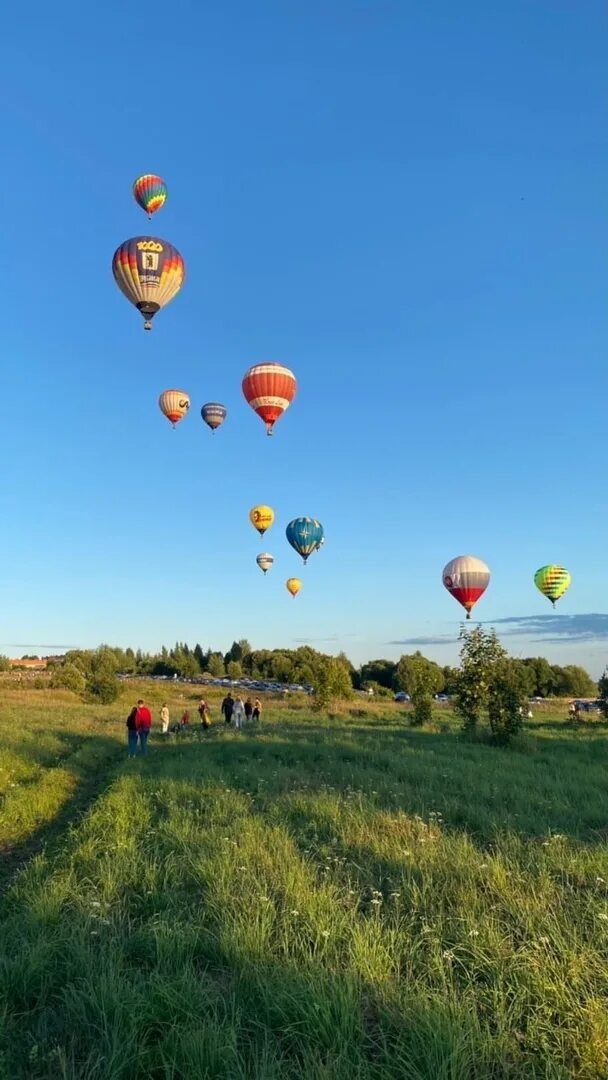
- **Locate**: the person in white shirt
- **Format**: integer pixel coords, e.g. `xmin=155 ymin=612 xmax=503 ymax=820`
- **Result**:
xmin=160 ymin=703 xmax=170 ymax=734
xmin=233 ymin=698 xmax=245 ymax=730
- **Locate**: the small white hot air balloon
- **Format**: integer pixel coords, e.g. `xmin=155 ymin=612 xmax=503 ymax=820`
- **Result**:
xmin=256 ymin=553 xmax=274 ymax=575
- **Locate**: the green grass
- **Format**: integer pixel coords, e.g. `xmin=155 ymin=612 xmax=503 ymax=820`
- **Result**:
xmin=0 ymin=684 xmax=607 ymax=1078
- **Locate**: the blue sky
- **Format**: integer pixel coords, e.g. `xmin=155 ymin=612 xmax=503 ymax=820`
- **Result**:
xmin=1 ymin=1 xmax=606 ymax=671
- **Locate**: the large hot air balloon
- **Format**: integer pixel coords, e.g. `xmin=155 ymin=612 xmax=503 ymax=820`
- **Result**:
xmin=534 ymin=565 xmax=571 ymax=608
xmin=201 ymin=403 xmax=227 ymax=432
xmin=242 ymin=362 xmax=297 ymax=435
xmin=133 ymin=174 xmax=167 ymax=218
xmin=286 ymin=577 xmax=302 ymax=598
xmin=286 ymin=518 xmax=324 ymax=564
xmin=159 ymin=390 xmax=190 ymax=427
xmin=112 ymin=237 xmax=185 ymax=330
xmin=256 ymin=553 xmax=274 ymax=575
xmin=250 ymin=505 xmax=274 ymax=537
xmin=442 ymin=555 xmax=490 ymax=619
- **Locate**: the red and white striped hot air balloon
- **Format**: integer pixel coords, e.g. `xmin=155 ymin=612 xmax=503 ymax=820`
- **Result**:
xmin=242 ymin=362 xmax=297 ymax=436
xmin=442 ymin=555 xmax=490 ymax=619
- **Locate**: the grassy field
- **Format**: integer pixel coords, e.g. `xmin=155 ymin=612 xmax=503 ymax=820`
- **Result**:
xmin=0 ymin=682 xmax=607 ymax=1078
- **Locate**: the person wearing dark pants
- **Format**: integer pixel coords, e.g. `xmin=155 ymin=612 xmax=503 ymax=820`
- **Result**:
xmin=136 ymin=698 xmax=152 ymax=753
xmin=126 ymin=704 xmax=139 ymax=757
xmin=221 ymin=693 xmax=234 ymax=725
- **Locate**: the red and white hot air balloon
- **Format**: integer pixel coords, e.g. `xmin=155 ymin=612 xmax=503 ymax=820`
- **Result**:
xmin=442 ymin=555 xmax=490 ymax=619
xmin=242 ymin=362 xmax=297 ymax=436
xmin=159 ymin=389 xmax=190 ymax=428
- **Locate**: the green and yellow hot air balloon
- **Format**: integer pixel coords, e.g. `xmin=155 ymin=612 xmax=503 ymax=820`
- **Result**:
xmin=534 ymin=565 xmax=571 ymax=608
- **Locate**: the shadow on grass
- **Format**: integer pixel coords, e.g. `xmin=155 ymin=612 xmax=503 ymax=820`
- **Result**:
xmin=0 ymin=733 xmax=124 ymax=893
xmin=150 ymin=720 xmax=608 ymax=844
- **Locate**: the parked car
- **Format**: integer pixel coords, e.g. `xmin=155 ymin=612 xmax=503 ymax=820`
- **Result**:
xmin=394 ymin=692 xmax=410 ymax=703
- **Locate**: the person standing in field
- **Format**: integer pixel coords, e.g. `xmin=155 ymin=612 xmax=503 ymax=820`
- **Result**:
xmin=244 ymin=698 xmax=253 ymax=723
xmin=160 ymin=703 xmax=170 ymax=734
xmin=221 ymin=693 xmax=234 ymax=725
xmin=181 ymin=709 xmax=190 ymax=729
xmin=232 ymin=697 xmax=245 ymax=730
xmin=252 ymin=698 xmax=262 ymax=724
xmin=135 ymin=698 xmax=152 ymax=755
xmin=126 ymin=702 xmax=139 ymax=758
xmin=197 ymin=698 xmax=211 ymax=728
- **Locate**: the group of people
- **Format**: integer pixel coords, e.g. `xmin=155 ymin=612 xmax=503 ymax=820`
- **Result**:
xmin=126 ymin=693 xmax=263 ymax=755
xmin=221 ymin=693 xmax=262 ymax=728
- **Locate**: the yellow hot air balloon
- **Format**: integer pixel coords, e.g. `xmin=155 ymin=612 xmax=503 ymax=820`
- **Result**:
xmin=250 ymin=505 xmax=274 ymax=537
xmin=534 ymin=565 xmax=571 ymax=607
xmin=286 ymin=577 xmax=302 ymax=598
xmin=159 ymin=389 xmax=190 ymax=427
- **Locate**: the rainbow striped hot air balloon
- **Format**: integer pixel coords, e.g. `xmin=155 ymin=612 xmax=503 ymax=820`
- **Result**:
xmin=534 ymin=565 xmax=571 ymax=608
xmin=133 ymin=174 xmax=167 ymax=218
xmin=442 ymin=555 xmax=490 ymax=619
xmin=112 ymin=237 xmax=185 ymax=330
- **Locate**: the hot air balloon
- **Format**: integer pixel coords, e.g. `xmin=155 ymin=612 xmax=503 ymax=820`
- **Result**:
xmin=250 ymin=505 xmax=274 ymax=537
xmin=201 ymin=403 xmax=227 ymax=432
xmin=112 ymin=237 xmax=185 ymax=330
xmin=442 ymin=555 xmax=490 ymax=619
xmin=242 ymin=362 xmax=297 ymax=435
xmin=159 ymin=390 xmax=190 ymax=427
xmin=256 ymin=553 xmax=274 ymax=575
xmin=286 ymin=518 xmax=324 ymax=564
xmin=534 ymin=565 xmax=571 ymax=608
xmin=286 ymin=577 xmax=302 ymax=598
xmin=133 ymin=174 xmax=167 ymax=218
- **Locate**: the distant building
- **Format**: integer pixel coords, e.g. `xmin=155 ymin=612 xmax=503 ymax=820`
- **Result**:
xmin=9 ymin=658 xmax=48 ymax=670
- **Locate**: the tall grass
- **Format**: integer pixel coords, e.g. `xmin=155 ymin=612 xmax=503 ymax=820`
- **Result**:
xmin=0 ymin=686 xmax=606 ymax=1077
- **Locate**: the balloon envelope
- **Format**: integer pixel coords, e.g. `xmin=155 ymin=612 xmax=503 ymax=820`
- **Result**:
xmin=201 ymin=402 xmax=227 ymax=431
xmin=159 ymin=389 xmax=190 ymax=426
xmin=442 ymin=555 xmax=490 ymax=619
xmin=286 ymin=577 xmax=302 ymax=598
xmin=133 ymin=174 xmax=167 ymax=218
xmin=250 ymin=505 xmax=275 ymax=536
xmin=286 ymin=518 xmax=324 ymax=564
xmin=242 ymin=362 xmax=297 ymax=435
xmin=256 ymin=553 xmax=274 ymax=575
xmin=112 ymin=236 xmax=185 ymax=330
xmin=534 ymin=565 xmax=571 ymax=607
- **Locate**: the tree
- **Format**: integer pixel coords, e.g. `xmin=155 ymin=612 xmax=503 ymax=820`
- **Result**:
xmin=487 ymin=659 xmax=528 ymax=743
xmin=454 ymin=627 xmax=507 ymax=732
xmin=207 ymin=653 xmax=225 ymax=677
xmin=358 ymin=659 xmax=397 ymax=690
xmin=552 ymin=665 xmax=596 ymax=698
xmin=598 ymin=668 xmax=608 ymax=719
xmin=51 ymin=662 xmax=86 ymax=696
xmin=85 ymin=649 xmax=120 ymax=704
xmin=0 ymin=655 xmax=10 ymax=673
xmin=313 ymin=657 xmax=353 ymax=712
xmin=226 ymin=660 xmax=242 ymax=679
xmin=396 ymin=652 xmax=444 ymax=725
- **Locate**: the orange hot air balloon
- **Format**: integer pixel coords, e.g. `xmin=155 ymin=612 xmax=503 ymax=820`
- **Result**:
xmin=242 ymin=362 xmax=297 ymax=435
xmin=159 ymin=389 xmax=190 ymax=427
xmin=286 ymin=577 xmax=302 ymax=598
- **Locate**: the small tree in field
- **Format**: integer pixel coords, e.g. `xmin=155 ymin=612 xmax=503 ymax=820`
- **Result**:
xmin=598 ymin=668 xmax=608 ymax=719
xmin=85 ymin=649 xmax=120 ymax=704
xmin=51 ymin=662 xmax=86 ymax=696
xmin=313 ymin=657 xmax=353 ymax=712
xmin=487 ymin=658 xmax=528 ymax=743
xmin=396 ymin=652 xmax=443 ymax=726
xmin=454 ymin=627 xmax=507 ymax=731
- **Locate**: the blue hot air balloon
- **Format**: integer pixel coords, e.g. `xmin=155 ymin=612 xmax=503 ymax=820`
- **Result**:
xmin=285 ymin=518 xmax=324 ymax=564
xmin=201 ymin=402 xmax=227 ymax=432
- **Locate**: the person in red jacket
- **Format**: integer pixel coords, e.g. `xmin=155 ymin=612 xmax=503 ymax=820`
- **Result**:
xmin=135 ymin=698 xmax=152 ymax=754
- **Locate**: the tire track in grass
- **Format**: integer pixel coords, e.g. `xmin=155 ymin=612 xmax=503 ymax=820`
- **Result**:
xmin=0 ymin=733 xmax=125 ymax=895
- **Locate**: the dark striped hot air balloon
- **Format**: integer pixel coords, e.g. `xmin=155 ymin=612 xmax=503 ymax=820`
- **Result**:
xmin=201 ymin=403 xmax=227 ymax=432
xmin=242 ymin=362 xmax=297 ymax=435
xmin=442 ymin=555 xmax=490 ymax=619
xmin=112 ymin=237 xmax=185 ymax=330
xmin=133 ymin=174 xmax=167 ymax=218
